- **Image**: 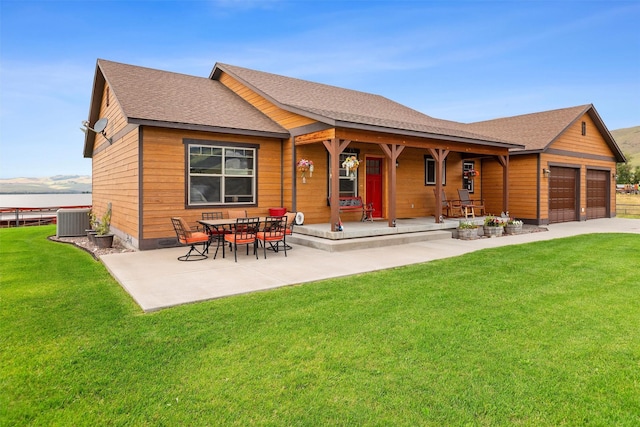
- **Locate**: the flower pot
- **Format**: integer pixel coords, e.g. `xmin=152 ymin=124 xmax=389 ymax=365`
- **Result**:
xmin=483 ymin=226 xmax=504 ymax=237
xmin=86 ymin=229 xmax=98 ymax=243
xmin=94 ymin=234 xmax=114 ymax=248
xmin=457 ymin=228 xmax=478 ymax=240
xmin=505 ymin=224 xmax=523 ymax=235
xmin=269 ymin=208 xmax=287 ymax=217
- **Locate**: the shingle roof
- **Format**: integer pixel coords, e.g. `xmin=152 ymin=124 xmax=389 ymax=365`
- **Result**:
xmin=466 ymin=105 xmax=592 ymax=151
xmin=465 ymin=104 xmax=625 ymax=161
xmin=97 ymin=59 xmax=288 ymax=135
xmin=212 ymin=63 xmax=517 ymax=146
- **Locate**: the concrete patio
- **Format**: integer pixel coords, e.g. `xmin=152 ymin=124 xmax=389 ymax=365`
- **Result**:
xmin=100 ymin=218 xmax=640 ymax=312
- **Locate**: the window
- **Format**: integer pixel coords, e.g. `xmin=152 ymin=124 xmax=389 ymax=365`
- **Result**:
xmin=424 ymin=155 xmax=446 ymax=185
xmin=328 ymin=151 xmax=359 ymax=197
xmin=188 ymin=143 xmax=256 ymax=205
xmin=581 ymin=121 xmax=586 ymax=136
xmin=463 ymin=161 xmax=475 ymax=193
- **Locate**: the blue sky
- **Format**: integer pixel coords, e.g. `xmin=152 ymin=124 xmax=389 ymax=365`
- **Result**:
xmin=1 ymin=0 xmax=638 ymax=179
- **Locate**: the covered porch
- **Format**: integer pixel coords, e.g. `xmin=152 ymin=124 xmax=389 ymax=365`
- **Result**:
xmin=292 ymin=128 xmax=523 ymax=233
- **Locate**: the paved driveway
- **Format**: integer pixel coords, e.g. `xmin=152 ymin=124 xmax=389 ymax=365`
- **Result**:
xmin=100 ymin=218 xmax=640 ymax=312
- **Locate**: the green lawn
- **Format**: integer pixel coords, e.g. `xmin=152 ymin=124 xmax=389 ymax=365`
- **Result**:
xmin=2 ymin=225 xmax=640 ymax=426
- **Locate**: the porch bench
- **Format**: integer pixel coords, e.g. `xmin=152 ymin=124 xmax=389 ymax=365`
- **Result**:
xmin=328 ymin=196 xmax=374 ymax=221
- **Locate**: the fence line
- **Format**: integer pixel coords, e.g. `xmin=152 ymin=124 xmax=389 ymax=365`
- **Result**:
xmin=617 ymin=204 xmax=640 ymax=216
xmin=0 ymin=206 xmax=92 ymax=227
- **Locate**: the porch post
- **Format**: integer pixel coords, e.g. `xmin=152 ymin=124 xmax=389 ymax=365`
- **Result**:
xmin=428 ymin=148 xmax=450 ymax=223
xmin=497 ymin=155 xmax=509 ymax=213
xmin=322 ymin=138 xmax=351 ymax=232
xmin=380 ymin=143 xmax=405 ymax=227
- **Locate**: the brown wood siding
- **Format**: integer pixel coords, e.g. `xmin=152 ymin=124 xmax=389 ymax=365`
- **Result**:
xmin=91 ymin=84 xmax=141 ymax=241
xmin=93 ymin=84 xmax=129 ymax=154
xmin=480 ymin=158 xmax=504 ymax=217
xmin=552 ymin=113 xmax=614 ymax=157
xmin=92 ymin=129 xmax=140 ymax=239
xmin=218 ymin=73 xmax=317 ymax=129
xmin=140 ymin=127 xmax=284 ymax=240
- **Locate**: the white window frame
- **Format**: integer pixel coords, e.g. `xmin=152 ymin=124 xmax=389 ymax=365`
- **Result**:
xmin=424 ymin=155 xmax=446 ymax=185
xmin=187 ymin=143 xmax=256 ymax=206
xmin=463 ymin=161 xmax=475 ymax=193
xmin=328 ymin=151 xmax=359 ymax=197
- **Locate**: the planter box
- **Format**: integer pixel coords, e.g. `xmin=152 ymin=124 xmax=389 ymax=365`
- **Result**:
xmin=505 ymin=224 xmax=523 ymax=235
xmin=94 ymin=234 xmax=114 ymax=248
xmin=483 ymin=226 xmax=504 ymax=237
xmin=268 ymin=208 xmax=287 ymax=216
xmin=86 ymin=229 xmax=98 ymax=244
xmin=457 ymin=228 xmax=479 ymax=240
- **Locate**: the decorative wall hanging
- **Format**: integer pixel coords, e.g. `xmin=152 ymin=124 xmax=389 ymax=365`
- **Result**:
xmin=297 ymin=159 xmax=314 ymax=183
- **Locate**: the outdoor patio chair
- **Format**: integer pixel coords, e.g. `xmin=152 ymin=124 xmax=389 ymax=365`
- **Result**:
xmin=457 ymin=188 xmax=486 ymax=218
xmin=201 ymin=211 xmax=229 ymax=247
xmin=227 ymin=209 xmax=247 ymax=219
xmin=256 ymin=216 xmax=288 ymax=259
xmin=171 ymin=217 xmax=210 ymax=261
xmin=434 ymin=189 xmax=462 ymax=217
xmin=222 ymin=217 xmax=260 ymax=262
xmin=282 ymin=211 xmax=297 ymax=250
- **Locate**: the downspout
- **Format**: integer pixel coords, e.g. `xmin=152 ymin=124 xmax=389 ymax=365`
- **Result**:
xmin=291 ymin=136 xmax=297 ymax=212
xmin=280 ymin=138 xmax=285 ymax=209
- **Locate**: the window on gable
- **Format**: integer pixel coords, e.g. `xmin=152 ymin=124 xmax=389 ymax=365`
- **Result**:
xmin=424 ymin=155 xmax=446 ymax=185
xmin=581 ymin=121 xmax=586 ymax=136
xmin=188 ymin=143 xmax=256 ymax=205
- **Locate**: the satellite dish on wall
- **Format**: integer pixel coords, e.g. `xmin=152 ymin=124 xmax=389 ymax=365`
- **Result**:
xmin=93 ymin=117 xmax=108 ymax=133
xmin=80 ymin=117 xmax=112 ymax=143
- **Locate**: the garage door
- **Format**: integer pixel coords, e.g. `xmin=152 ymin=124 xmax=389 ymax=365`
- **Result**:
xmin=549 ymin=167 xmax=578 ymax=223
xmin=587 ymin=169 xmax=609 ymax=219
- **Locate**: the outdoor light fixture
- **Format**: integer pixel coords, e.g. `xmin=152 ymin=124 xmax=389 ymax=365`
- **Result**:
xmin=542 ymin=168 xmax=551 ymax=177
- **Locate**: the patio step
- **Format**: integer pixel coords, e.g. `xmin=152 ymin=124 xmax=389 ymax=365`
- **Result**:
xmin=288 ymin=230 xmax=452 ymax=252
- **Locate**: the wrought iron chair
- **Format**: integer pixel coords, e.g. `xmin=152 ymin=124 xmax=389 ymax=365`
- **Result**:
xmin=221 ymin=217 xmax=260 ymax=262
xmin=201 ymin=211 xmax=229 ymax=252
xmin=227 ymin=209 xmax=247 ymax=219
xmin=171 ymin=217 xmax=210 ymax=261
xmin=256 ymin=216 xmax=288 ymax=259
xmin=457 ymin=188 xmax=486 ymax=218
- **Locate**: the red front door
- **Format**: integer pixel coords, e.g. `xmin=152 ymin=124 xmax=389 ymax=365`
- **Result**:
xmin=366 ymin=158 xmax=383 ymax=218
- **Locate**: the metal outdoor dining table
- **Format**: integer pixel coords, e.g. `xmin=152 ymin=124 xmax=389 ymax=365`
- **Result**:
xmin=198 ymin=217 xmax=269 ymax=260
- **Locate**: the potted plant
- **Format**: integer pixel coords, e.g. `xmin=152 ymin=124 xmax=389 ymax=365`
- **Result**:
xmin=505 ymin=218 xmax=524 ymax=235
xmin=483 ymin=215 xmax=506 ymax=237
xmin=94 ymin=203 xmax=114 ymax=248
xmin=457 ymin=220 xmax=479 ymax=240
xmin=86 ymin=209 xmax=98 ymax=243
xmin=342 ymin=155 xmax=360 ymax=178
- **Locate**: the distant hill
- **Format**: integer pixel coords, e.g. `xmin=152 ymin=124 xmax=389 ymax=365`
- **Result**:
xmin=612 ymin=126 xmax=640 ymax=167
xmin=0 ymin=175 xmax=92 ymax=194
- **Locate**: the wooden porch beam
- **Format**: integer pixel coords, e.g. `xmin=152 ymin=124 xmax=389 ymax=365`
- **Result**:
xmin=428 ymin=148 xmax=450 ymax=223
xmin=323 ymin=138 xmax=351 ymax=231
xmin=497 ymin=155 xmax=509 ymax=213
xmin=380 ymin=144 xmax=406 ymax=227
xmin=336 ymin=128 xmax=511 ymax=156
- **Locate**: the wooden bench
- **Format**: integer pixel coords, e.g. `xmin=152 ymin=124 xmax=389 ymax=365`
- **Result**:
xmin=328 ymin=196 xmax=374 ymax=221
